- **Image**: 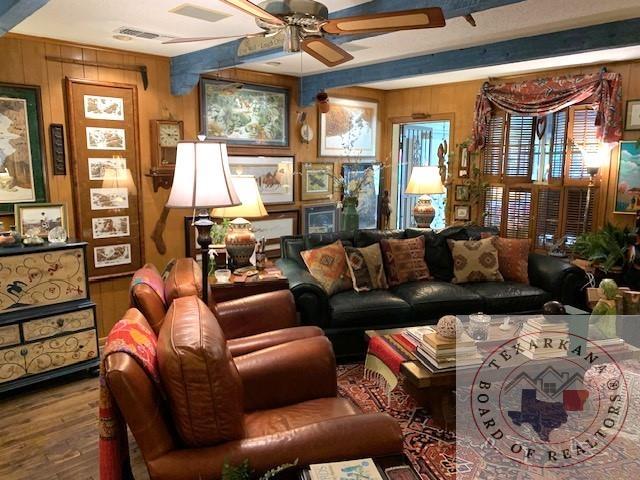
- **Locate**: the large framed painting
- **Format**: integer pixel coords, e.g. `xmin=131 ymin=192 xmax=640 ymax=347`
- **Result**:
xmin=319 ymin=97 xmax=378 ymax=157
xmin=303 ymin=203 xmax=339 ymax=235
xmin=251 ymin=210 xmax=299 ymax=258
xmin=342 ymin=163 xmax=382 ymax=229
xmin=229 ymin=155 xmax=294 ymax=205
xmin=66 ymin=78 xmax=144 ymax=279
xmin=301 ymin=162 xmax=334 ymax=201
xmin=200 ymin=78 xmax=289 ymax=147
xmin=615 ymin=141 xmax=640 ymax=214
xmin=0 ymin=83 xmax=48 ymax=214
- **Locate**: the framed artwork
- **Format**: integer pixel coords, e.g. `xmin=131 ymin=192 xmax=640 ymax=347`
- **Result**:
xmin=301 ymin=162 xmax=334 ymax=201
xmin=66 ymin=78 xmax=144 ymax=279
xmin=200 ymin=78 xmax=289 ymax=147
xmin=342 ymin=163 xmax=382 ymax=229
xmin=454 ymin=204 xmax=471 ymax=221
xmin=0 ymin=83 xmax=48 ymax=214
xmin=625 ymin=100 xmax=640 ymax=131
xmin=455 ymin=184 xmax=470 ymax=202
xmin=229 ymin=155 xmax=294 ymax=205
xmin=251 ymin=210 xmax=299 ymax=258
xmin=14 ymin=202 xmax=67 ymax=237
xmin=50 ymin=123 xmax=66 ymax=175
xmin=614 ymin=141 xmax=640 ymax=214
xmin=319 ymin=97 xmax=378 ymax=157
xmin=303 ymin=203 xmax=339 ymax=235
xmin=458 ymin=146 xmax=470 ymax=178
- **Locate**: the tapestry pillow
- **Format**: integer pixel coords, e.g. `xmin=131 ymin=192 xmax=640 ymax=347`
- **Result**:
xmin=380 ymin=236 xmax=431 ymax=287
xmin=301 ymin=240 xmax=352 ymax=296
xmin=345 ymin=243 xmax=389 ymax=292
xmin=481 ymin=234 xmax=530 ymax=284
xmin=447 ymin=237 xmax=504 ymax=284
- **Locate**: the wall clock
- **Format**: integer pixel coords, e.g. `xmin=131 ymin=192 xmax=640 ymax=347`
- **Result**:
xmin=151 ymin=120 xmax=183 ymax=169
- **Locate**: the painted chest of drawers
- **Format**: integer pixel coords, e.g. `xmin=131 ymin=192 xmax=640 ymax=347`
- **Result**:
xmin=0 ymin=241 xmax=98 ymax=393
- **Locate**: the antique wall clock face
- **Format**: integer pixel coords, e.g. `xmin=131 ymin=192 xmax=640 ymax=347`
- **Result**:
xmin=151 ymin=120 xmax=183 ymax=169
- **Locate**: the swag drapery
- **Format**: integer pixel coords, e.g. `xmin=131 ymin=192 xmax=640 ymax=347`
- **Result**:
xmin=470 ymin=70 xmax=623 ymax=151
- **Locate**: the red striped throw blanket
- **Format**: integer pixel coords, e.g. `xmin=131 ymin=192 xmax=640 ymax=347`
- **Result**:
xmin=99 ymin=309 xmax=160 ymax=480
xmin=364 ymin=333 xmax=417 ymax=401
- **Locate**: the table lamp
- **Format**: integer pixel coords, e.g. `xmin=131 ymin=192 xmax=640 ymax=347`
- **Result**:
xmin=405 ymin=166 xmax=446 ymax=228
xmin=166 ymin=138 xmax=240 ymax=303
xmin=211 ymin=175 xmax=267 ymax=268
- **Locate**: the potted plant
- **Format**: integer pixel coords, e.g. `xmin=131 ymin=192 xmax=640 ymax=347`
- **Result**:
xmin=573 ymin=223 xmax=632 ymax=275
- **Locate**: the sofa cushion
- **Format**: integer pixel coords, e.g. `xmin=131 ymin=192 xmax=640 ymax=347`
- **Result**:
xmin=448 ymin=237 xmax=504 ymax=284
xmin=392 ymin=281 xmax=483 ymax=320
xmin=380 ymin=236 xmax=431 ymax=287
xmin=407 ymin=227 xmax=468 ymax=281
xmin=281 ymin=235 xmax=306 ymax=267
xmin=461 ymin=282 xmax=551 ymax=314
xmin=345 ymin=243 xmax=388 ymax=292
xmin=492 ymin=236 xmax=530 ymax=284
xmin=301 ymin=240 xmax=352 ymax=296
xmin=157 ymin=296 xmax=245 ymax=448
xmin=355 ymin=229 xmax=406 ymax=247
xmin=129 ymin=263 xmax=167 ymax=334
xmin=329 ymin=290 xmax=412 ymax=328
xmin=164 ymin=258 xmax=202 ymax=305
xmin=305 ymin=232 xmax=355 ymax=250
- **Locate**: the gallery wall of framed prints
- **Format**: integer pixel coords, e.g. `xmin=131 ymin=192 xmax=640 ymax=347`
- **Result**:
xmin=65 ymin=78 xmax=144 ymax=279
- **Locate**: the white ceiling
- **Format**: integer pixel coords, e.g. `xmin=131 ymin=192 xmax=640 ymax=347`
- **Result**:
xmin=10 ymin=0 xmax=640 ymax=91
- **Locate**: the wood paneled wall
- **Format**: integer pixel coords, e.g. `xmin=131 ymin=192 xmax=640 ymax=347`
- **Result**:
xmin=0 ymin=34 xmax=384 ymax=337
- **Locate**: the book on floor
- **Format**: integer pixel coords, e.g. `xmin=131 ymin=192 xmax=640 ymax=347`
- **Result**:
xmin=308 ymin=458 xmax=383 ymax=480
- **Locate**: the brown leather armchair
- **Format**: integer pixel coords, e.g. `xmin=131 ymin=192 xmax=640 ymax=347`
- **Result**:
xmin=129 ymin=260 xmax=322 ymax=356
xmin=104 ymin=297 xmax=403 ymax=480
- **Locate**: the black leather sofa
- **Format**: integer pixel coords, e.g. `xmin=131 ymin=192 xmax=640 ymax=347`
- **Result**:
xmin=276 ymin=226 xmax=589 ymax=359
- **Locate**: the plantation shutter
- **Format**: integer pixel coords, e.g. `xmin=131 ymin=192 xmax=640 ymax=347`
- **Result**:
xmin=504 ymin=115 xmax=535 ymax=182
xmin=566 ymin=107 xmax=598 ymax=181
xmin=534 ymin=188 xmax=561 ymax=248
xmin=482 ymin=112 xmax=506 ymax=178
xmin=549 ymin=110 xmax=568 ymax=183
xmin=564 ymin=187 xmax=597 ymax=245
xmin=483 ymin=185 xmax=504 ymax=230
xmin=505 ymin=188 xmax=532 ymax=239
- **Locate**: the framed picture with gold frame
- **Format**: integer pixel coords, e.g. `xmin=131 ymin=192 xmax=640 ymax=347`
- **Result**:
xmin=301 ymin=162 xmax=334 ymax=201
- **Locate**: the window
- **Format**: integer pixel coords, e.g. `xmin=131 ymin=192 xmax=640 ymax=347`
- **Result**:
xmin=481 ymin=105 xmax=598 ymax=247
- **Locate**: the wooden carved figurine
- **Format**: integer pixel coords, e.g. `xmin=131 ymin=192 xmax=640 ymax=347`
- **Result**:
xmin=589 ymin=278 xmax=618 ymax=339
xmin=380 ymin=190 xmax=392 ymax=230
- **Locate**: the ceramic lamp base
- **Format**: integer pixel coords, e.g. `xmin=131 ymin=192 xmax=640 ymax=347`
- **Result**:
xmin=413 ymin=195 xmax=436 ymax=228
xmin=225 ymin=218 xmax=256 ymax=268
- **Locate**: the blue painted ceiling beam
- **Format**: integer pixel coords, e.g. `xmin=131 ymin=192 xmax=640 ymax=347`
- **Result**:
xmin=299 ymin=17 xmax=640 ymax=106
xmin=0 ymin=0 xmax=49 ymax=36
xmin=170 ymin=0 xmax=526 ymax=95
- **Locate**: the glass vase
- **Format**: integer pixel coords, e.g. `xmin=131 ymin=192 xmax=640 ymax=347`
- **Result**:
xmin=341 ymin=196 xmax=360 ymax=232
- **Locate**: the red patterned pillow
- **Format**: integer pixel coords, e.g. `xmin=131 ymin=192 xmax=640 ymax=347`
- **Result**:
xmin=301 ymin=240 xmax=352 ymax=296
xmin=380 ymin=236 xmax=431 ymax=287
xmin=481 ymin=234 xmax=530 ymax=284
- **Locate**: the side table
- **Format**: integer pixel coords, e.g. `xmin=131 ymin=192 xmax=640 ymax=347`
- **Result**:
xmin=209 ymin=269 xmax=289 ymax=303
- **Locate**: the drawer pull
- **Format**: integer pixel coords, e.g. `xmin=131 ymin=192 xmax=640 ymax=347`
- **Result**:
xmin=56 ymin=318 xmax=65 ymax=327
xmin=20 ymin=348 xmax=28 ymax=357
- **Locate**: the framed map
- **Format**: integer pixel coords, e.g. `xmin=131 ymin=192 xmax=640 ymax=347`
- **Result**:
xmin=0 ymin=84 xmax=47 ymax=213
xmin=319 ymin=97 xmax=378 ymax=157
xmin=200 ymin=78 xmax=289 ymax=147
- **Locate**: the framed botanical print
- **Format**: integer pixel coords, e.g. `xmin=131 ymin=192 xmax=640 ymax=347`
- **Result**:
xmin=0 ymin=83 xmax=48 ymax=214
xmin=614 ymin=141 xmax=640 ymax=213
xmin=14 ymin=203 xmax=67 ymax=237
xmin=625 ymin=99 xmax=640 ymax=131
xmin=228 ymin=155 xmax=294 ymax=205
xmin=251 ymin=210 xmax=299 ymax=258
xmin=319 ymin=97 xmax=378 ymax=157
xmin=200 ymin=78 xmax=289 ymax=147
xmin=342 ymin=163 xmax=382 ymax=229
xmin=303 ymin=203 xmax=339 ymax=235
xmin=454 ymin=204 xmax=471 ymax=221
xmin=301 ymin=162 xmax=334 ymax=201
xmin=455 ymin=185 xmax=470 ymax=202
xmin=66 ymin=78 xmax=144 ymax=279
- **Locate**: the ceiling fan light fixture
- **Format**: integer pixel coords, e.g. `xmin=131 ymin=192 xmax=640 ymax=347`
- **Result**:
xmin=220 ymin=0 xmax=286 ymax=26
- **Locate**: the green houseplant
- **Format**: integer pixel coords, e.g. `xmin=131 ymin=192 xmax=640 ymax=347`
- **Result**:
xmin=220 ymin=459 xmax=298 ymax=480
xmin=573 ymin=223 xmax=632 ymax=273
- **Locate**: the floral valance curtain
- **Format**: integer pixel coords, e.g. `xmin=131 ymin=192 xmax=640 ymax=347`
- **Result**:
xmin=470 ymin=71 xmax=623 ymax=151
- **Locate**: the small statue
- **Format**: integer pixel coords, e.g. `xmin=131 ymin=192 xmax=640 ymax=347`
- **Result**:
xmin=437 ymin=143 xmax=447 ymax=185
xmin=380 ymin=190 xmax=392 ymax=229
xmin=589 ymin=278 xmax=618 ymax=339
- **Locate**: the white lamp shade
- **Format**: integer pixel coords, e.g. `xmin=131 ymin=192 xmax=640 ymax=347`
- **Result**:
xmin=101 ymin=166 xmax=136 ymax=193
xmin=405 ymin=166 xmax=446 ymax=195
xmin=211 ymin=175 xmax=268 ymax=219
xmin=166 ymin=141 xmax=240 ymax=209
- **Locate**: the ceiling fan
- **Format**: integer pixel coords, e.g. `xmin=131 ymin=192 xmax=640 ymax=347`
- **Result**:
xmin=164 ymin=0 xmax=446 ymax=67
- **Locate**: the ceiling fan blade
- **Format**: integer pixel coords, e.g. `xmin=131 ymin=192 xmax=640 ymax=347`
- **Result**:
xmin=220 ymin=0 xmax=285 ymax=26
xmin=322 ymin=8 xmax=445 ymax=35
xmin=302 ymin=37 xmax=354 ymax=68
xmin=163 ymin=32 xmax=264 ymax=44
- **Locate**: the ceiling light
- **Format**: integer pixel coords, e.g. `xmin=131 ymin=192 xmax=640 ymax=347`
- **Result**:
xmin=113 ymin=34 xmax=133 ymax=41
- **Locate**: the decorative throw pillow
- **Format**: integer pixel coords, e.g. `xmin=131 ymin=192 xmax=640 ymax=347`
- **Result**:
xmin=481 ymin=234 xmax=530 ymax=284
xmin=447 ymin=237 xmax=504 ymax=284
xmin=301 ymin=240 xmax=352 ymax=296
xmin=345 ymin=243 xmax=389 ymax=292
xmin=380 ymin=236 xmax=431 ymax=287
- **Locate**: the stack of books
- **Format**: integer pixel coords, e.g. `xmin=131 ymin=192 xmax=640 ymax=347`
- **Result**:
xmin=403 ymin=326 xmax=482 ymax=373
xmin=518 ymin=316 xmax=570 ymax=359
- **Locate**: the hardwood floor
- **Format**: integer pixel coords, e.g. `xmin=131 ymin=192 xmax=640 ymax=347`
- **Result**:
xmin=0 ymin=372 xmax=148 ymax=480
